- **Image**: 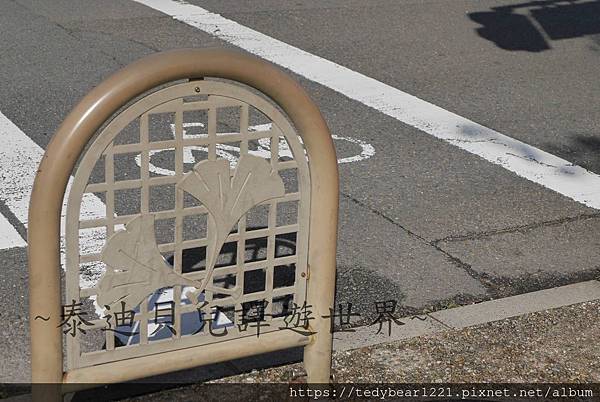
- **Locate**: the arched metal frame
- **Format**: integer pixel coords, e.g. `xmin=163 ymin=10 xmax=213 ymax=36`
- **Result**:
xmin=28 ymin=49 xmax=338 ymax=396
xmin=65 ymin=80 xmax=312 ymax=368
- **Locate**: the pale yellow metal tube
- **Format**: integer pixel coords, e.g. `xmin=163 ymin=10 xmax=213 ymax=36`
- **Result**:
xmin=28 ymin=48 xmax=338 ymax=392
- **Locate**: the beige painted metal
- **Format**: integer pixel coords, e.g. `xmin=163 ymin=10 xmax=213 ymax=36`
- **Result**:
xmin=177 ymin=154 xmax=286 ymax=299
xmin=29 ymin=49 xmax=338 ymax=399
xmin=97 ymin=214 xmax=202 ymax=309
xmin=65 ymin=80 xmax=311 ymax=369
xmin=64 ymin=329 xmax=310 ymax=388
xmin=97 ymin=155 xmax=286 ymax=311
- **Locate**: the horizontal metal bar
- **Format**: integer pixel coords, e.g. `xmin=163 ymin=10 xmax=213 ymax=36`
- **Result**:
xmin=62 ymin=329 xmax=311 ymax=387
xmin=77 ymin=193 xmax=300 ymax=229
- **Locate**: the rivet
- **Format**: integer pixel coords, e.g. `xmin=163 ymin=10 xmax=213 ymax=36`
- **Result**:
xmin=194 ymin=87 xmax=201 ymax=93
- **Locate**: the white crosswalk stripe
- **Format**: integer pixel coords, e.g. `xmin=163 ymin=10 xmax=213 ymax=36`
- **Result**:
xmin=135 ymin=0 xmax=600 ymax=209
xmin=0 ymin=215 xmax=25 ymax=249
xmin=0 ymin=110 xmax=107 ymax=283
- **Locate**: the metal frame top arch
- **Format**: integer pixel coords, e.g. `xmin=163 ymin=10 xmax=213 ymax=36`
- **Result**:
xmin=28 ymin=48 xmax=339 ymax=388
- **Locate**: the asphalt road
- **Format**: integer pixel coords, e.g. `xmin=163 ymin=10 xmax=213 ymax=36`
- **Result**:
xmin=1 ymin=0 xmax=599 ymax=383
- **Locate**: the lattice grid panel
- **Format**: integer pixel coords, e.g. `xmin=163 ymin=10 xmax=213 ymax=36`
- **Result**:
xmin=64 ymin=81 xmax=310 ymax=369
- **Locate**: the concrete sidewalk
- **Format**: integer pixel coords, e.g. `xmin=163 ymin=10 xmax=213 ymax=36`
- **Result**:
xmin=120 ymin=281 xmax=600 ymax=400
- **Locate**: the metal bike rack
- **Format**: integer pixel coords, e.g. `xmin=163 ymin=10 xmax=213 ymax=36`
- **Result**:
xmin=28 ymin=48 xmax=338 ymax=400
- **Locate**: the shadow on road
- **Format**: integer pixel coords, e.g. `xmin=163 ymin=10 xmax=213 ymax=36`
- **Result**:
xmin=543 ymin=134 xmax=600 ymax=174
xmin=468 ymin=0 xmax=600 ymax=52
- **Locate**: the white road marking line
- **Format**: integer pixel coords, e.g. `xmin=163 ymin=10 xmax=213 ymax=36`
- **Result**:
xmin=136 ymin=122 xmax=375 ymax=175
xmin=135 ymin=0 xmax=600 ymax=209
xmin=0 ymin=111 xmax=44 ymax=226
xmin=0 ymin=110 xmax=107 ymax=286
xmin=332 ymin=134 xmax=376 ymax=164
xmin=0 ymin=215 xmax=25 ymax=249
xmin=0 ymin=112 xmax=28 ymax=249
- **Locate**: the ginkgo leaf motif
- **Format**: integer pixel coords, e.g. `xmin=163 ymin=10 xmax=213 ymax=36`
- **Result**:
xmin=177 ymin=154 xmax=285 ymax=298
xmin=96 ymin=214 xmax=202 ymax=311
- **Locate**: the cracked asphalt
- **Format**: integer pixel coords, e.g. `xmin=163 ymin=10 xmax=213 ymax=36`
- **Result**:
xmin=111 ymin=300 xmax=600 ymax=401
xmin=1 ymin=0 xmax=600 ymax=383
